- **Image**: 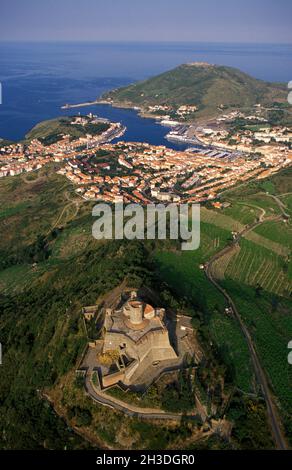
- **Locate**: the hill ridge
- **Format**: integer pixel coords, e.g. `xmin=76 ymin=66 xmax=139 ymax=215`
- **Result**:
xmin=103 ymin=62 xmax=286 ymax=120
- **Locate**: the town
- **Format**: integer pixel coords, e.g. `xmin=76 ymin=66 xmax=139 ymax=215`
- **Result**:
xmin=0 ymin=114 xmax=125 ymax=178
xmin=0 ymin=112 xmax=291 ymax=205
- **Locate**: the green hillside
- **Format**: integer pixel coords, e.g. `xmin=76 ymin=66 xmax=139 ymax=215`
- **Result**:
xmin=104 ymin=63 xmax=286 ymax=119
xmin=24 ymin=116 xmax=110 ymax=145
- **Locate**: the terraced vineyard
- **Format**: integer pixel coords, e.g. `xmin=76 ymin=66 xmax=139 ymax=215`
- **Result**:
xmin=245 ymin=229 xmax=290 ymax=257
xmin=209 ymin=174 xmax=292 ymax=298
xmin=206 ymin=208 xmax=291 ymax=297
xmin=225 ymin=239 xmax=291 ymax=297
xmin=209 ymin=245 xmax=241 ymax=281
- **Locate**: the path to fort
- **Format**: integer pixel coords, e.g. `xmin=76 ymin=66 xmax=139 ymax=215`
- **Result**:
xmin=204 ymin=212 xmax=288 ymax=450
xmin=85 ymin=373 xmax=184 ymax=421
xmin=83 ymin=347 xmax=204 ymax=422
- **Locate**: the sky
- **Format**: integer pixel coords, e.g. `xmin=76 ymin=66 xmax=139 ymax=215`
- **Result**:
xmin=0 ymin=0 xmax=291 ymax=44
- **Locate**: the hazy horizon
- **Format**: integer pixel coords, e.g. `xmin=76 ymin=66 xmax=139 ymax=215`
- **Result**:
xmin=1 ymin=0 xmax=291 ymax=44
xmin=1 ymin=40 xmax=292 ymax=45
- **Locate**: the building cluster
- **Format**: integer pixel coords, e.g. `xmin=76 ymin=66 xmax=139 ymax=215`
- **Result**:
xmin=253 ymin=127 xmax=292 ymax=144
xmin=59 ymin=137 xmax=291 ymax=204
xmin=216 ymin=108 xmax=268 ymax=124
xmin=0 ymin=121 xmax=125 ymax=178
xmin=147 ymin=104 xmax=198 ymax=120
xmin=197 ymin=124 xmax=292 ymax=154
xmin=70 ymin=112 xmax=109 ymax=126
xmin=176 ymin=104 xmax=198 ymax=116
xmin=147 ymin=104 xmax=172 ymax=113
xmin=1 ymin=110 xmax=291 ymax=205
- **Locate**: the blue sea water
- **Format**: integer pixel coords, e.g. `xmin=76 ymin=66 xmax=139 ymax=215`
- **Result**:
xmin=0 ymin=41 xmax=291 ymax=143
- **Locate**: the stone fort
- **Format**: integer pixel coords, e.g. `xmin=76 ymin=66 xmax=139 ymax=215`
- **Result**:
xmin=99 ymin=290 xmax=178 ymax=388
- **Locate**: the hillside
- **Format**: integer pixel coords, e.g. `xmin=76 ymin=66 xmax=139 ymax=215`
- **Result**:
xmin=0 ymin=166 xmax=291 ymax=449
xmin=103 ymin=63 xmax=287 ymax=120
xmin=24 ymin=116 xmax=110 ymax=145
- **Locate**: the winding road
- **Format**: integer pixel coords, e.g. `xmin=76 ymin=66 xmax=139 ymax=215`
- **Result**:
xmin=204 ymin=214 xmax=288 ymax=450
xmin=85 ymin=365 xmax=212 ymax=424
xmin=262 ymin=191 xmax=290 ymax=219
xmin=84 ymin=374 xmax=187 ymax=421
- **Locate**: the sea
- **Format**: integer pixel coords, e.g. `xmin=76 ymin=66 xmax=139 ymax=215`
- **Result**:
xmin=0 ymin=41 xmax=291 ymax=146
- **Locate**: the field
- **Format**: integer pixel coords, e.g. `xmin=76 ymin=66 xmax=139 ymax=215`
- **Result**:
xmin=200 ymin=207 xmax=244 ymax=232
xmin=213 ymin=172 xmax=292 ymax=297
xmin=220 ymin=201 xmax=262 ymax=225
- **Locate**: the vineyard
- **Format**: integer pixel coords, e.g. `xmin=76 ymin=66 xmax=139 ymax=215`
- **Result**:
xmin=253 ymin=219 xmax=292 ymax=252
xmin=209 ymin=311 xmax=254 ymax=393
xmin=212 ymin=239 xmax=292 ymax=297
xmin=221 ymin=280 xmax=292 ymax=422
xmin=209 ymin=244 xmax=241 ymax=281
